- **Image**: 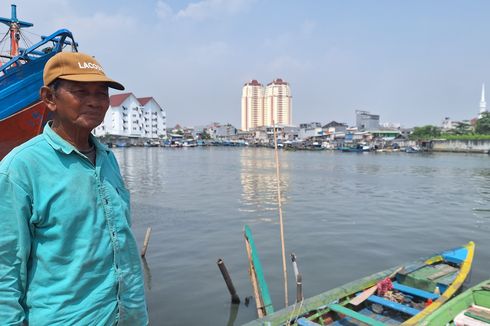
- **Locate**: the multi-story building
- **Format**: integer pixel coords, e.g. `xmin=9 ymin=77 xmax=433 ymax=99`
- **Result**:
xmin=356 ymin=110 xmax=380 ymax=131
xmin=138 ymin=97 xmax=167 ymax=138
xmin=241 ymin=78 xmax=292 ymax=130
xmin=241 ymin=80 xmax=264 ymax=131
xmin=94 ymin=93 xmax=166 ymax=139
xmin=264 ymin=78 xmax=292 ymax=127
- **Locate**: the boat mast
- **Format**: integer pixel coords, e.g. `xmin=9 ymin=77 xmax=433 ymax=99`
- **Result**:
xmin=0 ymin=4 xmax=33 ymax=58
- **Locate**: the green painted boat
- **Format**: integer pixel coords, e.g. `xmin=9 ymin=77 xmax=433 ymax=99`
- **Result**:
xmin=242 ymin=241 xmax=474 ymax=326
xmin=419 ymin=278 xmax=490 ymax=325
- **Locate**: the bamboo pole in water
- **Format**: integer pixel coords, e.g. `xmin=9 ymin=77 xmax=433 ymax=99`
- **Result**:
xmin=273 ymin=122 xmax=288 ymax=308
xmin=140 ymin=227 xmax=152 ymax=257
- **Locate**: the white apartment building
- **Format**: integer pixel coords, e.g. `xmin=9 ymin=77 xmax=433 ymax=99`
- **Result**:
xmin=241 ymin=80 xmax=264 ymax=131
xmin=264 ymin=78 xmax=292 ymax=127
xmin=241 ymin=78 xmax=292 ymax=130
xmin=94 ymin=93 xmax=166 ymax=138
xmin=138 ymin=97 xmax=167 ymax=138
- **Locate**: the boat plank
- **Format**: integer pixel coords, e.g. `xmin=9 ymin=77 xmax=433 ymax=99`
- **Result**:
xmin=296 ymin=318 xmax=321 ymax=326
xmin=392 ymin=282 xmax=440 ymax=300
xmin=328 ymin=303 xmax=386 ymax=326
xmin=427 ymin=265 xmax=457 ymax=281
xmin=366 ymin=295 xmax=420 ymax=316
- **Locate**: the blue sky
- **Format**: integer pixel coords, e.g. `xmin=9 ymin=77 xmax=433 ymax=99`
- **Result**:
xmin=6 ymin=0 xmax=490 ymax=127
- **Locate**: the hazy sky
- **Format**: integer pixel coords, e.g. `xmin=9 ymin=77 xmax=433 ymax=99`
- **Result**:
xmin=5 ymin=0 xmax=490 ymax=127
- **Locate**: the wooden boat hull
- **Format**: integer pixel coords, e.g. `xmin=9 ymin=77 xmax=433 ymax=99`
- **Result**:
xmin=0 ymin=8 xmax=76 ymax=160
xmin=0 ymin=101 xmax=51 ymax=159
xmin=243 ymin=241 xmax=474 ymax=326
xmin=419 ymin=279 xmax=490 ymax=325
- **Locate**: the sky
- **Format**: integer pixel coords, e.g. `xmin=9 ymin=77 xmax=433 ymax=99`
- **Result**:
xmin=4 ymin=0 xmax=490 ymax=128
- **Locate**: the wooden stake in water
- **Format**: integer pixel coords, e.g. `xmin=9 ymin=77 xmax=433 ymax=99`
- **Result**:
xmin=291 ymin=253 xmax=303 ymax=303
xmin=140 ymin=227 xmax=152 ymax=257
xmin=273 ymin=122 xmax=289 ymax=308
xmin=217 ymin=258 xmax=240 ymax=304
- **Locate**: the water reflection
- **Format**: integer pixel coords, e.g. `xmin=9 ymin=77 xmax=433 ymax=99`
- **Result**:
xmin=113 ymin=148 xmax=167 ymax=196
xmin=141 ymin=257 xmax=152 ymax=291
xmin=226 ymin=303 xmax=239 ymax=326
xmin=239 ymin=149 xmax=290 ymax=220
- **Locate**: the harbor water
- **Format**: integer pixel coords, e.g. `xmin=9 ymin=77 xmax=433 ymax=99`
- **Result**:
xmin=113 ymin=147 xmax=490 ymax=325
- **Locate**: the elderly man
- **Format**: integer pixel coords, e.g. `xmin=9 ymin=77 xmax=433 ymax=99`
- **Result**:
xmin=0 ymin=52 xmax=148 ymax=325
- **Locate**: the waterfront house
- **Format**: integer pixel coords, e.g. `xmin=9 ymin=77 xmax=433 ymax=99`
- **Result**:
xmin=322 ymin=121 xmax=348 ymax=134
xmin=298 ymin=122 xmax=323 ymax=140
xmin=94 ymin=93 xmax=167 ymax=142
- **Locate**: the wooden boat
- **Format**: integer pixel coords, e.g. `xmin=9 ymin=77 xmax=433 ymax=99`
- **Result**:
xmin=338 ymin=145 xmax=363 ymax=152
xmin=419 ymin=278 xmax=490 ymax=325
xmin=0 ymin=4 xmax=78 ymax=160
xmin=243 ymin=241 xmax=474 ymax=326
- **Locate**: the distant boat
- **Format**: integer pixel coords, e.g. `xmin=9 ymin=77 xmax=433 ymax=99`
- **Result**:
xmin=182 ymin=140 xmax=196 ymax=147
xmin=419 ymin=278 xmax=490 ymax=325
xmin=0 ymin=4 xmax=78 ymax=160
xmin=339 ymin=145 xmax=363 ymax=152
xmin=405 ymin=146 xmax=420 ymax=153
xmin=243 ymin=242 xmax=474 ymax=326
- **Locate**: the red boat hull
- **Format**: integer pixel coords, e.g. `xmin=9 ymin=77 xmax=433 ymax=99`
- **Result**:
xmin=0 ymin=101 xmax=51 ymax=160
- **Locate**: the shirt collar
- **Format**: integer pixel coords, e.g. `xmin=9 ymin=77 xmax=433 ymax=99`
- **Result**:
xmin=43 ymin=122 xmax=110 ymax=155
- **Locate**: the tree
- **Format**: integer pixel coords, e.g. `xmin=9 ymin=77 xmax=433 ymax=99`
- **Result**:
xmin=409 ymin=125 xmax=441 ymax=140
xmin=475 ymin=112 xmax=490 ymax=134
xmin=200 ymin=130 xmax=212 ymax=140
xmin=451 ymin=121 xmax=472 ymax=135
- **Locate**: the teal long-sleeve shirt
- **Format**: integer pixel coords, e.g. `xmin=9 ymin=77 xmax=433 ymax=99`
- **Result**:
xmin=0 ymin=123 xmax=148 ymax=325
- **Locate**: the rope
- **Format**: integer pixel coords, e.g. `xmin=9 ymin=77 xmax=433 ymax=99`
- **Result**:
xmin=285 ymin=298 xmax=304 ymax=326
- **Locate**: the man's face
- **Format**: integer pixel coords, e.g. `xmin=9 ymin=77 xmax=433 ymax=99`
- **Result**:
xmin=46 ymin=80 xmax=110 ymax=131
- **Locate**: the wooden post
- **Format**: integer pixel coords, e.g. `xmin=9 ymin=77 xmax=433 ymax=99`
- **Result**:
xmin=140 ymin=227 xmax=152 ymax=257
xmin=291 ymin=253 xmax=299 ymax=280
xmin=217 ymin=258 xmax=240 ymax=304
xmin=296 ymin=273 xmax=303 ymax=303
xmin=273 ymin=121 xmax=289 ymax=308
xmin=291 ymin=253 xmax=303 ymax=303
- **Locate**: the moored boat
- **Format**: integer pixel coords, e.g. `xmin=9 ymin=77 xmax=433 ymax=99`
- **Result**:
xmin=0 ymin=4 xmax=77 ymax=160
xmin=243 ymin=241 xmax=474 ymax=326
xmin=419 ymin=278 xmax=490 ymax=325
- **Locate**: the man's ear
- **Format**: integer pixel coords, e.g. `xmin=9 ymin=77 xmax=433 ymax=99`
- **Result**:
xmin=40 ymin=86 xmax=56 ymax=112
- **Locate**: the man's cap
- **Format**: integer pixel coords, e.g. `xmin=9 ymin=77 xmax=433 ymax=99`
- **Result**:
xmin=43 ymin=52 xmax=125 ymax=90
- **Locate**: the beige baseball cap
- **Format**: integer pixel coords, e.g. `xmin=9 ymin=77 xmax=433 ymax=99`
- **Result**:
xmin=43 ymin=51 xmax=125 ymax=90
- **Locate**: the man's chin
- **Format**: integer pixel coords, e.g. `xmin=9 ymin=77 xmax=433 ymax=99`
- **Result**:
xmin=78 ymin=119 xmax=104 ymax=131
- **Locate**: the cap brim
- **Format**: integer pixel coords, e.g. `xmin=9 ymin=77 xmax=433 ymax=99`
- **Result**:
xmin=58 ymin=74 xmax=125 ymax=90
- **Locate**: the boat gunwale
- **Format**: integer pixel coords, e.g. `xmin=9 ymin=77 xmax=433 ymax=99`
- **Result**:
xmin=241 ymin=241 xmax=475 ymax=326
